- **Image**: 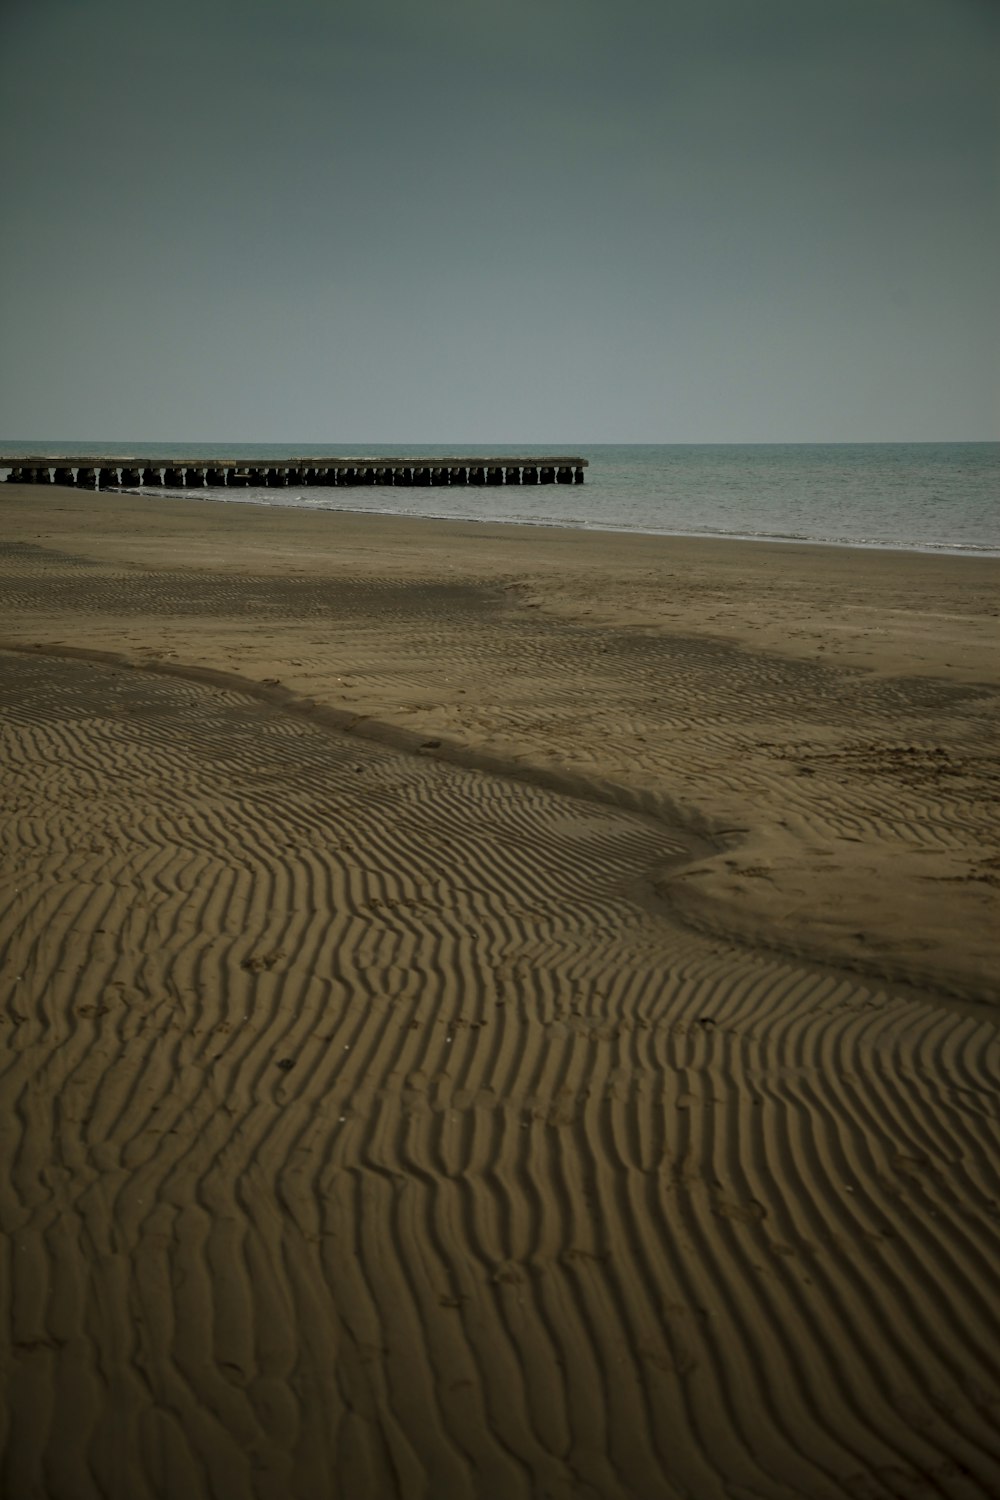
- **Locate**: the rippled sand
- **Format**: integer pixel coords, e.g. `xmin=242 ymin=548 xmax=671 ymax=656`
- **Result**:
xmin=1 ymin=487 xmax=998 ymax=1499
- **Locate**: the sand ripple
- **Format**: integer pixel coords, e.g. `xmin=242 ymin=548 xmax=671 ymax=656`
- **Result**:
xmin=2 ymin=648 xmax=998 ymax=1499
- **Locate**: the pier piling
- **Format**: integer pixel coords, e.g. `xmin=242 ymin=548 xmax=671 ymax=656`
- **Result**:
xmin=3 ymin=452 xmax=588 ymax=493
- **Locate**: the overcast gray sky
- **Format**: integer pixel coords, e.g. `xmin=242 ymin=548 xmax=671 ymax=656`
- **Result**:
xmin=1 ymin=0 xmax=997 ymax=443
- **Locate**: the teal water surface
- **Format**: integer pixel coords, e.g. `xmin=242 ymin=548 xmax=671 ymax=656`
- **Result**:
xmin=3 ymin=442 xmax=997 ymax=555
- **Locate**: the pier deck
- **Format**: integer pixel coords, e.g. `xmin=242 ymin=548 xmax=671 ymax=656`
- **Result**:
xmin=0 ymin=453 xmax=588 ymax=489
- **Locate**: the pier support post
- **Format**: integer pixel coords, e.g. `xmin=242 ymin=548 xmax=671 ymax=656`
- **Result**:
xmin=1 ymin=452 xmax=588 ymax=496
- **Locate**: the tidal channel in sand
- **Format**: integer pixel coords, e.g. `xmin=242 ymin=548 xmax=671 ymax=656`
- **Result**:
xmin=1 ymin=486 xmax=998 ymax=1499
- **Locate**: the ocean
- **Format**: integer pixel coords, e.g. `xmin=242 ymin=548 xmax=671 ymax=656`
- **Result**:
xmin=4 ymin=442 xmax=998 ymax=556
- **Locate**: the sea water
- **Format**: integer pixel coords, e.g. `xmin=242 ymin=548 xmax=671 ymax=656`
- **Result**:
xmin=4 ymin=443 xmax=998 ymax=555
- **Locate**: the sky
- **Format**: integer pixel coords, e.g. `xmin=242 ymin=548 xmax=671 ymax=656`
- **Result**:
xmin=0 ymin=0 xmax=997 ymax=444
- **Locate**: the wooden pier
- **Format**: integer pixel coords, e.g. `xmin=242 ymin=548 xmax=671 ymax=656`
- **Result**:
xmin=0 ymin=453 xmax=588 ymax=489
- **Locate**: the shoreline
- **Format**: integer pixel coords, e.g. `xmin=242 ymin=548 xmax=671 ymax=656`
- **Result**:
xmin=5 ymin=433 xmax=999 ymax=557
xmin=123 ymin=480 xmax=1000 ymax=558
xmin=6 ymin=481 xmax=997 ymax=675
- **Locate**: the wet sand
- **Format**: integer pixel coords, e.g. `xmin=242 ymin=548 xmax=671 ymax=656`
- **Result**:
xmin=2 ymin=486 xmax=999 ymax=1498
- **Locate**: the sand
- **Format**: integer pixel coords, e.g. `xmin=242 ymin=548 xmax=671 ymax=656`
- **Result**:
xmin=1 ymin=485 xmax=998 ymax=1499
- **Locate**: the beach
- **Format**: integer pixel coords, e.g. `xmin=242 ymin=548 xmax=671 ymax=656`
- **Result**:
xmin=2 ymin=484 xmax=999 ymax=1497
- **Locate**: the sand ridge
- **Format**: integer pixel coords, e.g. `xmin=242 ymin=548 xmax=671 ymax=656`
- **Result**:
xmin=1 ymin=491 xmax=997 ymax=999
xmin=1 ymin=488 xmax=999 ymax=1498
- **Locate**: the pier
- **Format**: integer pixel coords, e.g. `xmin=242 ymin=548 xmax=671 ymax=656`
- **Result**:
xmin=0 ymin=453 xmax=588 ymax=489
